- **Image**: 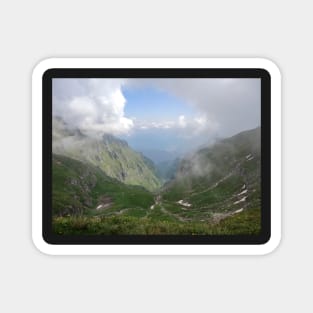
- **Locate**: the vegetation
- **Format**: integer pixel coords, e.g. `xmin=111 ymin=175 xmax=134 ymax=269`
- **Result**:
xmin=162 ymin=127 xmax=261 ymax=213
xmin=52 ymin=127 xmax=262 ymax=235
xmin=52 ymin=154 xmax=154 ymax=216
xmin=53 ymin=207 xmax=261 ymax=235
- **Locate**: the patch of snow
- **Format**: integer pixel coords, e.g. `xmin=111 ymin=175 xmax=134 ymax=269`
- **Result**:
xmin=233 ymin=196 xmax=247 ymax=205
xmin=234 ymin=208 xmax=244 ymax=214
xmin=241 ymin=184 xmax=246 ymax=190
xmin=177 ymin=200 xmax=192 ymax=207
xmin=247 ymin=156 xmax=254 ymax=161
xmin=96 ymin=202 xmax=112 ymax=210
xmin=245 ymin=154 xmax=252 ymax=159
xmin=237 ymin=189 xmax=248 ymax=196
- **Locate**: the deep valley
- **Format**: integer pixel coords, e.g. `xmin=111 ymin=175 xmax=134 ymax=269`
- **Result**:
xmin=52 ymin=124 xmax=261 ymax=235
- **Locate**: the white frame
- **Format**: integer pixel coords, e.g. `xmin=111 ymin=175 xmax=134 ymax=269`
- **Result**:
xmin=32 ymin=58 xmax=281 ymax=255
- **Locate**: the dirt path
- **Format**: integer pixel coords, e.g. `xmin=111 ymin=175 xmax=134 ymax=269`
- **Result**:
xmin=114 ymin=208 xmax=130 ymax=215
xmin=149 ymin=194 xmax=161 ymax=210
xmin=148 ymin=194 xmax=188 ymax=222
xmin=189 ymin=172 xmax=233 ymax=197
xmin=189 ymin=161 xmax=245 ymax=198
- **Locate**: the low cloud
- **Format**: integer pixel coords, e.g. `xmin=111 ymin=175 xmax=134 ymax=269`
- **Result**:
xmin=175 ymin=152 xmax=213 ymax=182
xmin=134 ymin=114 xmax=219 ymax=138
xmin=53 ymin=79 xmax=133 ymax=136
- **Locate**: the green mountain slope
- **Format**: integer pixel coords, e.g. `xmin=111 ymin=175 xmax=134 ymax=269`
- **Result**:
xmin=52 ymin=152 xmax=260 ymax=235
xmin=160 ymin=127 xmax=261 ymax=222
xmin=52 ymin=118 xmax=161 ymax=191
xmin=52 ymin=154 xmax=154 ymax=217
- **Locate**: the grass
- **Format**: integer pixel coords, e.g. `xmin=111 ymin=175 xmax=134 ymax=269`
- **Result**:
xmin=53 ymin=207 xmax=261 ymax=235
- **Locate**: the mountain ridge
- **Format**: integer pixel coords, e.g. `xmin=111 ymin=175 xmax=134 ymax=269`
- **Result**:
xmin=52 ymin=117 xmax=161 ymax=191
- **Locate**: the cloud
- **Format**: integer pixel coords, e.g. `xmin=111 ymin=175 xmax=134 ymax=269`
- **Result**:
xmin=135 ymin=120 xmax=175 ymax=130
xmin=53 ymin=79 xmax=133 ymax=136
xmin=125 ymin=78 xmax=260 ymax=138
xmin=178 ymin=115 xmax=186 ymax=128
xmin=133 ymin=114 xmax=219 ymax=140
xmin=53 ymin=78 xmax=260 ymax=144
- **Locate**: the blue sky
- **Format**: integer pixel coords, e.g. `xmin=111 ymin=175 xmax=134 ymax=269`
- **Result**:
xmin=120 ymin=85 xmax=208 ymax=154
xmin=122 ymin=85 xmax=195 ymax=123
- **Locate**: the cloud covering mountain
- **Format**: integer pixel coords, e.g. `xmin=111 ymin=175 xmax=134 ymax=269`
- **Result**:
xmin=53 ymin=78 xmax=260 ymax=150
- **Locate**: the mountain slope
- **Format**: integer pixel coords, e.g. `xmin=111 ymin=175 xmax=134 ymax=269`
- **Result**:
xmin=52 ymin=154 xmax=154 ymax=216
xmin=160 ymin=127 xmax=261 ymax=221
xmin=52 ymin=118 xmax=161 ymax=191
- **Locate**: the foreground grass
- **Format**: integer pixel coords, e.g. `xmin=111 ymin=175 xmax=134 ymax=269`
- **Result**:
xmin=53 ymin=207 xmax=261 ymax=235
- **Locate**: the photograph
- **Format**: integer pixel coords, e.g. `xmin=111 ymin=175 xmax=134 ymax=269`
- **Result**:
xmin=51 ymin=77 xmax=261 ymax=236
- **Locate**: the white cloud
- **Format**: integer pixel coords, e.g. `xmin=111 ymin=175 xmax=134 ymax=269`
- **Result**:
xmin=132 ymin=114 xmax=219 ymax=139
xmin=135 ymin=120 xmax=175 ymax=130
xmin=125 ymin=78 xmax=260 ymax=138
xmin=178 ymin=115 xmax=187 ymax=128
xmin=53 ymin=79 xmax=133 ymax=136
xmin=194 ymin=117 xmax=206 ymax=125
xmin=53 ymin=78 xmax=260 ymax=141
xmin=177 ymin=115 xmax=219 ymax=137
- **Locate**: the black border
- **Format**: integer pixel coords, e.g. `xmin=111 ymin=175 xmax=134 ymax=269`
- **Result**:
xmin=42 ymin=68 xmax=271 ymax=245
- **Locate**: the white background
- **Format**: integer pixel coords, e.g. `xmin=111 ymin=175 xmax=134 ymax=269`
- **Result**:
xmin=0 ymin=0 xmax=310 ymax=312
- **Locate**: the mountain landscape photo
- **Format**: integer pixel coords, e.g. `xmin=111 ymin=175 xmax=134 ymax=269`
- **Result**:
xmin=52 ymin=78 xmax=261 ymax=235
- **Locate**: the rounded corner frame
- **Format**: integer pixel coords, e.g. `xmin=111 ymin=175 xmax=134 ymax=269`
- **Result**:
xmin=32 ymin=58 xmax=281 ymax=255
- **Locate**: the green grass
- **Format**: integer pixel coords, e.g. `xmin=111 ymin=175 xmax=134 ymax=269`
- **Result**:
xmin=53 ymin=207 xmax=261 ymax=235
xmin=146 ymin=205 xmax=178 ymax=222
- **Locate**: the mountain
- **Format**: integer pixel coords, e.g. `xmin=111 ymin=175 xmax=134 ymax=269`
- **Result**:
xmin=52 ymin=154 xmax=154 ymax=216
xmin=52 ymin=127 xmax=261 ymax=235
xmin=160 ymin=127 xmax=261 ymax=222
xmin=52 ymin=118 xmax=161 ymax=191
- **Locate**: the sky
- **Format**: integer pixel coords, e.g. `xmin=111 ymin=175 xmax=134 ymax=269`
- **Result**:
xmin=53 ymin=78 xmax=261 ymax=156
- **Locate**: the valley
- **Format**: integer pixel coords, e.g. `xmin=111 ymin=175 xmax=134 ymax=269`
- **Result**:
xmin=52 ymin=127 xmax=261 ymax=235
